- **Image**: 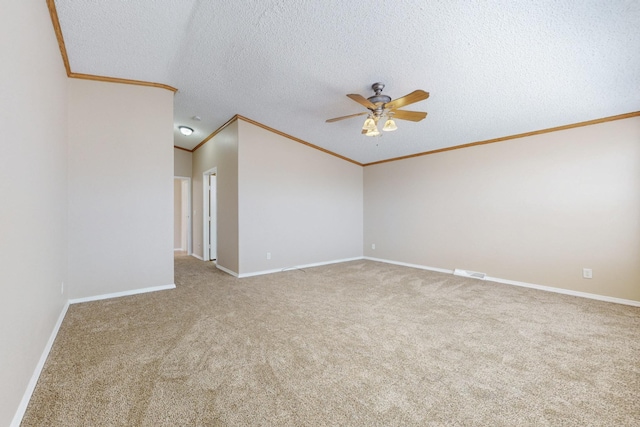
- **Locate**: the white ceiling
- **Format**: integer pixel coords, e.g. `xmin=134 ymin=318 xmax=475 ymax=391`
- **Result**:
xmin=54 ymin=1 xmax=640 ymax=164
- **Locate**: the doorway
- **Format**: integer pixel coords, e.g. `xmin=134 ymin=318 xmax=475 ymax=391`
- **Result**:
xmin=203 ymin=168 xmax=217 ymax=261
xmin=173 ymin=176 xmax=192 ymax=254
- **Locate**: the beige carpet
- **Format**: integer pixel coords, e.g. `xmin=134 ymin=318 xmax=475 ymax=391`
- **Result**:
xmin=22 ymin=256 xmax=640 ymax=426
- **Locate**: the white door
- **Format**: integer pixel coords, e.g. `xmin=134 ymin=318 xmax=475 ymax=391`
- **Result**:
xmin=181 ymin=179 xmax=189 ymax=252
xmin=209 ymin=174 xmax=217 ymax=260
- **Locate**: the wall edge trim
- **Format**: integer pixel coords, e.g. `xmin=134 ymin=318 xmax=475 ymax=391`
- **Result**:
xmin=11 ymin=301 xmax=70 ymax=427
xmin=363 ymin=111 xmax=640 ymax=166
xmin=68 ymin=284 xmax=176 ymax=304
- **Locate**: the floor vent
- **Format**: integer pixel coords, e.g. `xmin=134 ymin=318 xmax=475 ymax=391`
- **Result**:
xmin=453 ymin=269 xmax=487 ymax=280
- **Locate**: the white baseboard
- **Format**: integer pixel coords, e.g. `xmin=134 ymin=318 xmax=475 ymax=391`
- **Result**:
xmin=364 ymin=256 xmax=453 ymax=274
xmin=365 ymin=257 xmax=640 ymax=307
xmin=486 ymin=276 xmax=640 ymax=307
xmin=11 ymin=301 xmax=70 ymax=427
xmin=238 ymin=256 xmax=365 ymax=278
xmin=238 ymin=267 xmax=293 ymax=278
xmin=216 ymin=264 xmax=239 ymax=277
xmin=174 ymin=248 xmax=183 ymax=252
xmin=191 ymin=253 xmax=204 ymax=261
xmin=12 ymin=283 xmax=178 ymax=425
xmin=68 ymin=284 xmax=176 ymax=304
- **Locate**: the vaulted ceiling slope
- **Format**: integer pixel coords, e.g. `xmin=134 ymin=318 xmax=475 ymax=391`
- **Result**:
xmin=53 ymin=1 xmax=640 ymax=164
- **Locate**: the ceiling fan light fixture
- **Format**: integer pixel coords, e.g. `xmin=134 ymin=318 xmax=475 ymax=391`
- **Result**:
xmin=178 ymin=126 xmax=194 ymax=136
xmin=382 ymin=118 xmax=397 ymax=132
xmin=365 ymin=127 xmax=381 ymax=137
xmin=362 ymin=117 xmax=376 ymax=131
xmin=326 ymin=82 xmax=429 ymax=137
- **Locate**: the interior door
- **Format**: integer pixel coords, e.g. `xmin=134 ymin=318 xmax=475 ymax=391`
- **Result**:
xmin=181 ymin=179 xmax=189 ymax=253
xmin=209 ymin=174 xmax=217 ymax=261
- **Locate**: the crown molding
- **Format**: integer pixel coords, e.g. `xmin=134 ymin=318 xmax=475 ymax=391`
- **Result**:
xmin=236 ymin=115 xmax=362 ymax=166
xmin=48 ymin=2 xmax=638 ymax=167
xmin=46 ymin=0 xmax=71 ymax=75
xmin=190 ymin=115 xmax=239 ymax=152
xmin=190 ymin=115 xmax=363 ymax=166
xmin=363 ymin=111 xmax=640 ymax=167
xmin=190 ymin=111 xmax=640 ymax=167
xmin=68 ymin=72 xmax=177 ymax=92
xmin=46 ymin=0 xmax=177 ymax=93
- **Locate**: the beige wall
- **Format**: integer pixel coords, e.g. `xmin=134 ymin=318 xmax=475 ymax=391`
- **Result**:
xmin=192 ymin=121 xmax=239 ymax=272
xmin=364 ymin=117 xmax=640 ymax=301
xmin=0 ymin=2 xmax=69 ymax=424
xmin=238 ymin=120 xmax=363 ymax=274
xmin=174 ymin=147 xmax=192 ymax=177
xmin=67 ymin=79 xmax=174 ymax=299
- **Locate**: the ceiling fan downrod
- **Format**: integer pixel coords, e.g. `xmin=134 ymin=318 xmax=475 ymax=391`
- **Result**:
xmin=367 ymin=82 xmax=392 ymax=106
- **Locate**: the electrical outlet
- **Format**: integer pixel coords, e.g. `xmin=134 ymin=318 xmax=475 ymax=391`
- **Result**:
xmin=583 ymin=268 xmax=592 ymax=279
xmin=372 ymin=243 xmax=376 ymax=250
xmin=266 ymin=252 xmax=271 ymax=260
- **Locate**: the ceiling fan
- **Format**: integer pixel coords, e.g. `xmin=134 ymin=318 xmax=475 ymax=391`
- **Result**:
xmin=326 ymin=82 xmax=429 ymax=137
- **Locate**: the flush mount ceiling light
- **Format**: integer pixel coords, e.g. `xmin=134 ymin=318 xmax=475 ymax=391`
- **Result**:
xmin=178 ymin=126 xmax=194 ymax=136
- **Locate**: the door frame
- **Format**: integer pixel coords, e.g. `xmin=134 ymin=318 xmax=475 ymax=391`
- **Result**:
xmin=174 ymin=176 xmax=192 ymax=255
xmin=202 ymin=167 xmax=217 ymax=261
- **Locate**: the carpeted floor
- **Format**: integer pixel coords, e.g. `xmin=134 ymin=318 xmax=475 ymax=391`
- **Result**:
xmin=22 ymin=255 xmax=640 ymax=426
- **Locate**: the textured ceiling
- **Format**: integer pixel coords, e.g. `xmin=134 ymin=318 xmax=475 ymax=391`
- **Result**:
xmin=54 ymin=0 xmax=640 ymax=164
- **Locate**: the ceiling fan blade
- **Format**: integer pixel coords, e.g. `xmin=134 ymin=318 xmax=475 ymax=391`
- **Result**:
xmin=385 ymin=90 xmax=429 ymax=110
xmin=391 ymin=110 xmax=428 ymax=122
xmin=347 ymin=93 xmax=377 ymax=110
xmin=325 ymin=111 xmax=368 ymax=123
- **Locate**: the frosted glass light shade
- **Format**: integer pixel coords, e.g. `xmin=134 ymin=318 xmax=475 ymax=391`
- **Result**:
xmin=178 ymin=126 xmax=194 ymax=136
xmin=382 ymin=119 xmax=397 ymax=131
xmin=362 ymin=118 xmax=376 ymax=131
xmin=365 ymin=127 xmax=381 ymax=137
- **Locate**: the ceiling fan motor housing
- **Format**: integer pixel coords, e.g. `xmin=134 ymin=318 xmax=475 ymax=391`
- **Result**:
xmin=368 ymin=82 xmax=391 ymax=106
